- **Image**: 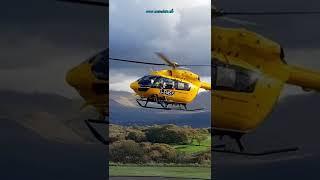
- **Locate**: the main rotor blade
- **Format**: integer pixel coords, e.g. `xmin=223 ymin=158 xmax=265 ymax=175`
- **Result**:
xmin=220 ymin=17 xmax=259 ymax=26
xmin=179 ymin=64 xmax=211 ymax=67
xmin=57 ymin=0 xmax=109 ymax=7
xmin=109 ymin=58 xmax=167 ymax=66
xmin=155 ymin=52 xmax=178 ymax=67
xmin=109 ymin=58 xmax=210 ymax=67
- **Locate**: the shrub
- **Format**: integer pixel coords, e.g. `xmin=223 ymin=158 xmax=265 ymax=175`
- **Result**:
xmin=145 ymin=124 xmax=190 ymax=145
xmin=144 ymin=143 xmax=177 ymax=163
xmin=194 ymin=129 xmax=209 ymax=146
xmin=109 ymin=140 xmax=144 ymax=163
xmin=109 ymin=124 xmax=126 ymax=143
xmin=194 ymin=150 xmax=211 ymax=164
xmin=126 ymin=129 xmax=146 ymax=142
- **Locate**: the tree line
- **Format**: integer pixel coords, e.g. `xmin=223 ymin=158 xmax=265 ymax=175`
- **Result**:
xmin=109 ymin=124 xmax=211 ymax=164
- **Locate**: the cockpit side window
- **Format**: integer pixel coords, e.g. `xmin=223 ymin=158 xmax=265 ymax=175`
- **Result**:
xmin=216 ymin=66 xmax=236 ymax=88
xmin=163 ymin=78 xmax=174 ymax=89
xmin=139 ymin=76 xmax=191 ymax=91
xmin=152 ymin=77 xmax=174 ymax=89
xmin=92 ymin=58 xmax=108 ymax=81
xmin=176 ymin=81 xmax=185 ymax=90
xmin=213 ymin=62 xmax=258 ymax=93
xmin=174 ymin=80 xmax=191 ymax=91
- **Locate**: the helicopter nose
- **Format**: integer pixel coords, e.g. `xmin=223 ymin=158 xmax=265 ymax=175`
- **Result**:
xmin=66 ymin=65 xmax=87 ymax=88
xmin=65 ymin=62 xmax=93 ymax=88
xmin=66 ymin=67 xmax=78 ymax=87
xmin=130 ymin=81 xmax=139 ymax=92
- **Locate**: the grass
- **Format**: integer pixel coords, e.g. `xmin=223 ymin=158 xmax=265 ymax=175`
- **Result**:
xmin=109 ymin=165 xmax=211 ymax=179
xmin=174 ymin=136 xmax=211 ymax=154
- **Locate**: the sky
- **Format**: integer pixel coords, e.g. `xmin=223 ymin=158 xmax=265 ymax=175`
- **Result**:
xmin=109 ymin=0 xmax=211 ymax=92
xmin=1 ymin=0 xmax=320 ymax=97
xmin=0 ymin=0 xmax=108 ymax=98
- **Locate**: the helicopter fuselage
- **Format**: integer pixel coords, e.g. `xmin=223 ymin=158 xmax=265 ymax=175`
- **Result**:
xmin=130 ymin=69 xmax=204 ymax=104
xmin=212 ymin=25 xmax=320 ymax=134
xmin=66 ymin=49 xmax=108 ymax=118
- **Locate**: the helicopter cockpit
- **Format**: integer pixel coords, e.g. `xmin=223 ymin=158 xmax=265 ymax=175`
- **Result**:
xmin=137 ymin=75 xmax=191 ymax=91
xmin=89 ymin=49 xmax=108 ymax=81
xmin=138 ymin=75 xmax=158 ymax=87
xmin=212 ymin=61 xmax=259 ymax=93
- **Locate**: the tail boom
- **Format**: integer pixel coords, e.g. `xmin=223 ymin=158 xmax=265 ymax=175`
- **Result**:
xmin=286 ymin=65 xmax=320 ymax=91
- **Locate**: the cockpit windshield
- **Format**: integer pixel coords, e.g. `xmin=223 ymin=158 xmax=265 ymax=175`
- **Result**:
xmin=137 ymin=75 xmax=159 ymax=87
xmin=91 ymin=49 xmax=108 ymax=81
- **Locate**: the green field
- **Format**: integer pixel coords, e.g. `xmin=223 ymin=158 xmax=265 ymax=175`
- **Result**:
xmin=174 ymin=136 xmax=211 ymax=154
xmin=110 ymin=165 xmax=211 ymax=179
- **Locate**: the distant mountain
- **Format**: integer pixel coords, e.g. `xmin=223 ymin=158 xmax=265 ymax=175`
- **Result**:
xmin=109 ymin=90 xmax=211 ymax=128
xmin=5 ymin=89 xmax=320 ymax=154
xmin=0 ymin=90 xmax=211 ymax=144
xmin=0 ymin=118 xmax=106 ymax=180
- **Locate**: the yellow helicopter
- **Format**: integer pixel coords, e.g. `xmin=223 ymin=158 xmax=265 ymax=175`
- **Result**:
xmin=58 ymin=0 xmax=211 ymax=143
xmin=66 ymin=49 xmax=109 ymax=144
xmin=57 ymin=0 xmax=110 ymax=144
xmin=111 ymin=53 xmax=211 ymax=111
xmin=212 ymin=2 xmax=320 ymax=155
xmin=59 ymin=0 xmax=320 ymax=154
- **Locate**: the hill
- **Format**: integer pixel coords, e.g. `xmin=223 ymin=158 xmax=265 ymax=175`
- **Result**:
xmin=109 ymin=90 xmax=211 ymax=128
xmin=0 ymin=90 xmax=101 ymax=144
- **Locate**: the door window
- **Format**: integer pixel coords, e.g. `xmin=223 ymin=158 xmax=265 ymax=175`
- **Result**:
xmin=213 ymin=61 xmax=259 ymax=93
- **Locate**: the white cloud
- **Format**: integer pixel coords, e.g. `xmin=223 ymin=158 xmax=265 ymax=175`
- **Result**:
xmin=201 ymin=76 xmax=211 ymax=84
xmin=109 ymin=71 xmax=139 ymax=92
xmin=110 ymin=0 xmax=211 ymax=77
xmin=109 ymin=0 xmax=211 ymax=93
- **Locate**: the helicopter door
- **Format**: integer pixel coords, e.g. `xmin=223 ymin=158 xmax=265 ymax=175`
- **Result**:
xmin=212 ymin=62 xmax=261 ymax=132
xmin=152 ymin=78 xmax=175 ymax=97
xmin=163 ymin=78 xmax=174 ymax=89
xmin=153 ymin=77 xmax=174 ymax=89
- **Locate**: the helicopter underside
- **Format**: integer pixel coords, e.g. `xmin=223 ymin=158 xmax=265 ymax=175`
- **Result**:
xmin=212 ymin=128 xmax=298 ymax=156
xmin=136 ymin=95 xmax=203 ymax=112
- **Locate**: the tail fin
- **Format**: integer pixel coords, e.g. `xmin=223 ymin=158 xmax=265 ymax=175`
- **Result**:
xmin=286 ymin=65 xmax=320 ymax=91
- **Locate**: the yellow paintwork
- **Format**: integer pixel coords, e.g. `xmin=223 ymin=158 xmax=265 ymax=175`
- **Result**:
xmin=212 ymin=26 xmax=320 ymax=133
xmin=66 ymin=61 xmax=107 ymax=118
xmin=286 ymin=64 xmax=320 ymax=91
xmin=130 ymin=69 xmax=211 ymax=104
